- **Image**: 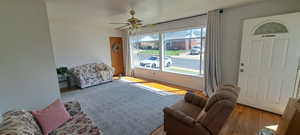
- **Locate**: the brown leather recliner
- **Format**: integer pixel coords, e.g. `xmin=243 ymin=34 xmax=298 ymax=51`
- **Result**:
xmin=163 ymin=85 xmax=240 ymax=135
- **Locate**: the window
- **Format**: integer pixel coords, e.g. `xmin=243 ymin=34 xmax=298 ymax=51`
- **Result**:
xmin=254 ymin=22 xmax=288 ymax=35
xmin=131 ymin=34 xmax=160 ymax=69
xmin=163 ymin=28 xmax=206 ymax=76
xmin=129 ymin=27 xmax=206 ymax=76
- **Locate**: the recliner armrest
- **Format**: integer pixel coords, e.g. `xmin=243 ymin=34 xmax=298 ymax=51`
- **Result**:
xmin=184 ymin=92 xmax=207 ymax=108
xmin=163 ymin=107 xmax=195 ymax=127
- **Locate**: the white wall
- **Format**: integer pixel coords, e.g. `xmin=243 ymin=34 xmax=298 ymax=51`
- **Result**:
xmin=222 ymin=0 xmax=300 ymax=84
xmin=49 ymin=21 xmax=121 ymax=68
xmin=0 ymin=0 xmax=60 ymax=114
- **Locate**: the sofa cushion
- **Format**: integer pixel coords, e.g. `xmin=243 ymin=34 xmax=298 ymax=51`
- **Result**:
xmin=50 ymin=112 xmax=102 ymax=135
xmin=0 ymin=110 xmax=43 ymax=135
xmin=32 ymin=100 xmax=71 ymax=135
xmin=72 ymin=63 xmax=97 ymax=75
xmin=83 ymin=72 xmax=98 ymax=80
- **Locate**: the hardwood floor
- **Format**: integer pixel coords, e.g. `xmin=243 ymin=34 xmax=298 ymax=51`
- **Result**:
xmin=220 ymin=104 xmax=280 ymax=135
xmin=121 ymin=77 xmax=281 ymax=135
xmin=122 ymin=76 xmax=205 ymax=96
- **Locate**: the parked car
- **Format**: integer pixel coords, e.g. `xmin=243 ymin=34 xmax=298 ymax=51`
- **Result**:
xmin=190 ymin=45 xmax=201 ymax=55
xmin=140 ymin=56 xmax=173 ymax=68
xmin=165 ymin=57 xmax=173 ymax=67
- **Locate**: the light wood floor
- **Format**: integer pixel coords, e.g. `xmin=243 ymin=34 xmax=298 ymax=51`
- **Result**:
xmin=121 ymin=77 xmax=281 ymax=135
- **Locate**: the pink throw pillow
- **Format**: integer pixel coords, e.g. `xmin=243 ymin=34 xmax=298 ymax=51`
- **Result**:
xmin=32 ymin=99 xmax=71 ymax=135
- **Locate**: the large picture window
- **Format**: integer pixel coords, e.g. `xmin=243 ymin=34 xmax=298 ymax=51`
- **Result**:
xmin=130 ymin=27 xmax=206 ymax=76
xmin=131 ymin=34 xmax=160 ymax=70
xmin=163 ymin=28 xmax=206 ymax=76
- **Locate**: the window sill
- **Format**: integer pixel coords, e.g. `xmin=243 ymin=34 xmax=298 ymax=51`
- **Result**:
xmin=135 ymin=66 xmax=160 ymax=71
xmin=134 ymin=67 xmax=204 ymax=78
xmin=163 ymin=70 xmax=204 ymax=78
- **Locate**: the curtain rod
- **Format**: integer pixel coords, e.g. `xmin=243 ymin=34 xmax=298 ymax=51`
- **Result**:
xmin=152 ymin=9 xmax=223 ymax=26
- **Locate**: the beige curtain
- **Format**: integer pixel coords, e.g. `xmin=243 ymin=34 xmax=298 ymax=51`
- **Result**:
xmin=204 ymin=9 xmax=223 ymax=97
xmin=123 ymin=31 xmax=143 ymax=76
xmin=123 ymin=31 xmax=133 ymax=76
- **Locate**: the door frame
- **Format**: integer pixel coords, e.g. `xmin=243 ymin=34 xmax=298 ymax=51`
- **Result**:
xmin=109 ymin=37 xmax=125 ymax=76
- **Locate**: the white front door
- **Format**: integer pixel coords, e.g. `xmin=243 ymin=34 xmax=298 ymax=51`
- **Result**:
xmin=238 ymin=12 xmax=300 ymax=114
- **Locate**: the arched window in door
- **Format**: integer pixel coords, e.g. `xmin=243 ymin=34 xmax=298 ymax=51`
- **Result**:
xmin=254 ymin=22 xmax=288 ymax=35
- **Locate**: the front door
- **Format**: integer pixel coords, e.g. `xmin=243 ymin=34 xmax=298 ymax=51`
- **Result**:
xmin=109 ymin=37 xmax=124 ymax=76
xmin=238 ymin=12 xmax=300 ymax=114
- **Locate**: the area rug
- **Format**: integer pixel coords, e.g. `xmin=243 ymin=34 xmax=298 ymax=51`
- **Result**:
xmin=61 ymin=79 xmax=182 ymax=135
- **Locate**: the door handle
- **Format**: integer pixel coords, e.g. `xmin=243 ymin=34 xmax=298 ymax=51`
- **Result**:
xmin=240 ymin=69 xmax=244 ymax=72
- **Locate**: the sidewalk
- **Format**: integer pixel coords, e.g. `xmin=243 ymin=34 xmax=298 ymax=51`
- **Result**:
xmin=171 ymin=52 xmax=203 ymax=60
xmin=166 ymin=66 xmax=200 ymax=75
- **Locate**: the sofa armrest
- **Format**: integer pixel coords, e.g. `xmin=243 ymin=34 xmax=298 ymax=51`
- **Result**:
xmin=69 ymin=70 xmax=86 ymax=87
xmin=184 ymin=92 xmax=207 ymax=108
xmin=163 ymin=107 xmax=195 ymax=127
xmin=64 ymin=101 xmax=81 ymax=116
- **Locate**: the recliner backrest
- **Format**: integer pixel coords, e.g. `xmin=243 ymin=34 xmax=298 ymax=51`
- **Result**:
xmin=198 ymin=86 xmax=240 ymax=135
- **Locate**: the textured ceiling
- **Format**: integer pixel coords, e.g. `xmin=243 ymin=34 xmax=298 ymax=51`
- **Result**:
xmin=45 ymin=0 xmax=267 ymax=27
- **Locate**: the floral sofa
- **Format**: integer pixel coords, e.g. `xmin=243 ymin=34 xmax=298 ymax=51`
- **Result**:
xmin=70 ymin=63 xmax=115 ymax=88
xmin=0 ymin=101 xmax=102 ymax=135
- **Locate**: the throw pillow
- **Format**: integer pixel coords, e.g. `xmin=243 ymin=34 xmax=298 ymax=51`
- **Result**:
xmin=32 ymin=99 xmax=71 ymax=135
xmin=95 ymin=63 xmax=107 ymax=71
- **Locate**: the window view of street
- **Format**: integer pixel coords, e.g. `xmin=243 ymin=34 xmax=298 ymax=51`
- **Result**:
xmin=131 ymin=34 xmax=160 ymax=70
xmin=163 ymin=28 xmax=205 ymax=76
xmin=130 ymin=27 xmax=206 ymax=76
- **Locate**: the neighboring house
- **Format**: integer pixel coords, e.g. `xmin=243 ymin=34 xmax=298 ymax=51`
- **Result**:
xmin=138 ymin=29 xmax=205 ymax=50
xmin=139 ymin=41 xmax=159 ymax=50
xmin=138 ymin=36 xmax=160 ymax=50
xmin=165 ymin=38 xmax=202 ymax=50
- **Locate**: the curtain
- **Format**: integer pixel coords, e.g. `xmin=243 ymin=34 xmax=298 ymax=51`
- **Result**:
xmin=124 ymin=31 xmax=143 ymax=76
xmin=123 ymin=31 xmax=133 ymax=76
xmin=204 ymin=9 xmax=222 ymax=97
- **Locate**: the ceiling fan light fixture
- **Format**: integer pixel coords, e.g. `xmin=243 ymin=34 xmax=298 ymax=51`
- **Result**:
xmin=109 ymin=9 xmax=143 ymax=32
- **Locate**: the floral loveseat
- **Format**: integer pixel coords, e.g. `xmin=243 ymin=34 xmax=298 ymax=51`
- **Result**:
xmin=70 ymin=63 xmax=115 ymax=88
xmin=0 ymin=101 xmax=102 ymax=135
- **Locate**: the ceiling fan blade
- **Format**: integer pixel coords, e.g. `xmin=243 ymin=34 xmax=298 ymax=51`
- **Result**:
xmin=116 ymin=24 xmax=130 ymax=30
xmin=142 ymin=24 xmax=156 ymax=28
xmin=119 ymin=27 xmax=129 ymax=31
xmin=110 ymin=23 xmax=129 ymax=24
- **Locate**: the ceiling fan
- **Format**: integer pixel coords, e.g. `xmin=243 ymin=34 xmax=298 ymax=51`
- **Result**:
xmin=110 ymin=9 xmax=143 ymax=30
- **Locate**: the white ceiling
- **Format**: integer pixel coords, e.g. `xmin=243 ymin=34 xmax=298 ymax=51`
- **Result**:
xmin=45 ymin=0 xmax=267 ymax=28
